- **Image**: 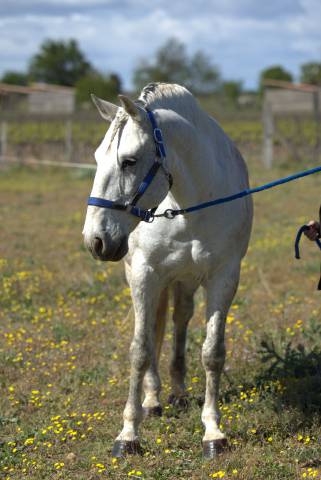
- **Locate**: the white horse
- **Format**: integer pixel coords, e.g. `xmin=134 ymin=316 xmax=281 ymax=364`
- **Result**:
xmin=83 ymin=83 xmax=253 ymax=458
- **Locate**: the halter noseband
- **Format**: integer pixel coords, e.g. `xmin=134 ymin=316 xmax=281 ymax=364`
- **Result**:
xmin=87 ymin=109 xmax=172 ymax=223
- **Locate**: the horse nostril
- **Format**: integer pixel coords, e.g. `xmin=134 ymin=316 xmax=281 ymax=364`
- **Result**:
xmin=93 ymin=236 xmax=104 ymax=256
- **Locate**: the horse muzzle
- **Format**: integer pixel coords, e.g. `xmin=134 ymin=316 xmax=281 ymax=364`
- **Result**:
xmin=84 ymin=232 xmax=128 ymax=262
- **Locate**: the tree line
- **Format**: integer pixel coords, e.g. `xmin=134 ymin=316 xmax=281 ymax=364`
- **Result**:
xmin=2 ymin=37 xmax=321 ymax=107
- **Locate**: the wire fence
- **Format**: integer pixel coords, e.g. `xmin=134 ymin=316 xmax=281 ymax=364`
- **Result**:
xmin=1 ymin=101 xmax=320 ymax=170
xmin=0 ymin=112 xmax=103 ymax=167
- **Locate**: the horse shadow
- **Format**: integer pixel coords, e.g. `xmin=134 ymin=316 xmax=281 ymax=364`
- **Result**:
xmin=255 ymin=336 xmax=321 ymax=421
xmin=221 ymin=318 xmax=321 ymax=429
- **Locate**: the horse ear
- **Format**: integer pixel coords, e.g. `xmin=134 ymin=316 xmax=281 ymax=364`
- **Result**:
xmin=91 ymin=94 xmax=119 ymax=122
xmin=118 ymin=94 xmax=144 ymax=121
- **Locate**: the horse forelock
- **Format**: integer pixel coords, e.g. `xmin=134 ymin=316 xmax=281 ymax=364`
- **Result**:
xmin=109 ymin=109 xmax=128 ymax=146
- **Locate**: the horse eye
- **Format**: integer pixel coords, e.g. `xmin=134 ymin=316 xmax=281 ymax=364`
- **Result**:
xmin=121 ymin=158 xmax=137 ymax=170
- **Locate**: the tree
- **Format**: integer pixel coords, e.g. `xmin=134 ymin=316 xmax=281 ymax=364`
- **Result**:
xmin=29 ymin=39 xmax=92 ymax=86
xmin=187 ymin=51 xmax=220 ymax=94
xmin=1 ymin=71 xmax=29 ymax=86
xmin=133 ymin=38 xmax=190 ymax=89
xmin=133 ymin=37 xmax=220 ymax=94
xmin=222 ymin=80 xmax=243 ymax=106
xmin=75 ymin=73 xmax=122 ymax=105
xmin=300 ymin=62 xmax=321 ymax=86
xmin=259 ymin=65 xmax=293 ymax=91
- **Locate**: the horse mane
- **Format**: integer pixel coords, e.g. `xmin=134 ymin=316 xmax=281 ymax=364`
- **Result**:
xmin=109 ymin=83 xmax=202 ymax=144
xmin=137 ymin=82 xmax=201 ymax=125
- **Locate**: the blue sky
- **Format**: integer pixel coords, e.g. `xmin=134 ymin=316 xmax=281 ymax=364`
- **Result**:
xmin=0 ymin=0 xmax=320 ymax=90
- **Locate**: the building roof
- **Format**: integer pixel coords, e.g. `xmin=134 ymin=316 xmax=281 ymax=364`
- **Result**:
xmin=0 ymin=82 xmax=74 ymax=95
xmin=263 ymin=79 xmax=320 ymax=93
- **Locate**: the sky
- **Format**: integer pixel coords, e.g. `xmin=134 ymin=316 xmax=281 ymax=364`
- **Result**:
xmin=0 ymin=0 xmax=320 ymax=91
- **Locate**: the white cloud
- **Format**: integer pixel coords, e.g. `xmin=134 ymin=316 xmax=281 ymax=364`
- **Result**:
xmin=0 ymin=0 xmax=320 ymax=89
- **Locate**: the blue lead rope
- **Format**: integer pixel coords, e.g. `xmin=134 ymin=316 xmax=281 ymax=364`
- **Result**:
xmin=294 ymin=225 xmax=321 ymax=259
xmin=295 ymin=224 xmax=321 ymax=290
xmin=155 ymin=164 xmax=321 ymax=261
xmin=158 ymin=165 xmax=321 ymax=218
xmin=154 ymin=164 xmax=321 ymax=262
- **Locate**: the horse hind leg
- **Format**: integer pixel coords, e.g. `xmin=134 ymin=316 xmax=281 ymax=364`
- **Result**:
xmin=142 ymin=288 xmax=169 ymax=417
xmin=168 ymin=282 xmax=195 ymax=409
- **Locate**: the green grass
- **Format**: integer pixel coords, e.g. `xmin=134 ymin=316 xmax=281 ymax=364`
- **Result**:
xmin=0 ymin=158 xmax=321 ymax=479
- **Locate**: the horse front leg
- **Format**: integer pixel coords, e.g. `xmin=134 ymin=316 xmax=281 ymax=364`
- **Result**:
xmin=201 ymin=261 xmax=240 ymax=458
xmin=112 ymin=267 xmax=161 ymax=457
xmin=142 ymin=288 xmax=168 ymax=417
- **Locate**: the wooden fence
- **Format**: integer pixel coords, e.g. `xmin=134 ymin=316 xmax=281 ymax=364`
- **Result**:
xmin=0 ymin=110 xmax=263 ymax=169
xmin=1 ymin=97 xmax=320 ymax=170
xmin=0 ymin=112 xmax=101 ymax=167
xmin=262 ymin=81 xmax=321 ymax=168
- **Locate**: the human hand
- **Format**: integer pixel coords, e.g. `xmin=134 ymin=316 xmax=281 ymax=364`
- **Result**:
xmin=304 ymin=221 xmax=320 ymax=241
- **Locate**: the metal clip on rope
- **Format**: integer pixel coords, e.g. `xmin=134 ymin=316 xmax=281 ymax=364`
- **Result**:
xmin=163 ymin=209 xmax=179 ymax=219
xmin=294 ymin=224 xmax=321 ymax=259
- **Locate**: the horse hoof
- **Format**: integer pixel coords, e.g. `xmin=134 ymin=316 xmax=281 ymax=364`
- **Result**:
xmin=202 ymin=438 xmax=228 ymax=459
xmin=167 ymin=394 xmax=189 ymax=410
xmin=143 ymin=405 xmax=163 ymax=417
xmin=111 ymin=440 xmax=142 ymax=457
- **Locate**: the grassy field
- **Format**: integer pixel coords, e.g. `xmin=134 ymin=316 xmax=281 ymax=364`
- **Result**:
xmin=0 ymin=155 xmax=321 ymax=480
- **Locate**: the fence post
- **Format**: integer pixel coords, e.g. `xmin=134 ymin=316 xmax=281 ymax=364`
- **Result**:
xmin=262 ymin=99 xmax=274 ymax=169
xmin=0 ymin=121 xmax=8 ymax=162
xmin=313 ymin=90 xmax=321 ymax=162
xmin=65 ymin=119 xmax=72 ymax=162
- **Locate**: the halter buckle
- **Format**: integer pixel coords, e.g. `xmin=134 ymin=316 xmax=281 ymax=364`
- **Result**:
xmin=142 ymin=210 xmax=155 ymax=223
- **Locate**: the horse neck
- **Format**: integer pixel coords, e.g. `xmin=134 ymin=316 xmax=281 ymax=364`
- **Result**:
xmin=159 ymin=107 xmax=226 ymax=209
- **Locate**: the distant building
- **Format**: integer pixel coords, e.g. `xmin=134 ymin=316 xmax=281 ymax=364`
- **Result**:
xmin=263 ymin=80 xmax=321 ymax=114
xmin=0 ymin=82 xmax=75 ymax=114
xmin=262 ymin=80 xmax=321 ymax=167
xmin=237 ymin=92 xmax=258 ymax=108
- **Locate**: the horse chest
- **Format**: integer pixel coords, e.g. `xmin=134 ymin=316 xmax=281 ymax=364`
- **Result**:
xmin=153 ymin=238 xmax=212 ymax=279
xmin=191 ymin=239 xmax=212 ymax=266
xmin=129 ymin=221 xmax=218 ymax=281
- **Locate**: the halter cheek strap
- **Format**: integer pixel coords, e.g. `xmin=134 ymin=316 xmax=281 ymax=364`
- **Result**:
xmin=87 ymin=108 xmax=172 ymax=223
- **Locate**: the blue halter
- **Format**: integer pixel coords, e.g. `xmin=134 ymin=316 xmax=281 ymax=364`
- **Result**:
xmin=87 ymin=109 xmax=172 ymax=223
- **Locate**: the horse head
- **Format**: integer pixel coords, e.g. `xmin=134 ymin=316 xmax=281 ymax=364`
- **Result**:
xmin=83 ymin=94 xmax=170 ymax=261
